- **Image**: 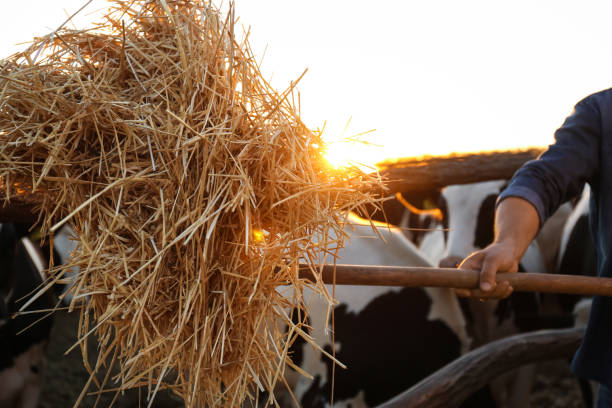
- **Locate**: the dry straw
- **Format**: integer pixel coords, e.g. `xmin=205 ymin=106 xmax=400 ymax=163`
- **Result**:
xmin=0 ymin=0 xmax=383 ymax=406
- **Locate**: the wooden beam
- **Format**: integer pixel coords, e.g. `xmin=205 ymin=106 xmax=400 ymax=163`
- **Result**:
xmin=376 ymin=326 xmax=584 ymax=408
xmin=377 ymin=148 xmax=543 ymax=193
xmin=297 ymin=264 xmax=612 ymax=297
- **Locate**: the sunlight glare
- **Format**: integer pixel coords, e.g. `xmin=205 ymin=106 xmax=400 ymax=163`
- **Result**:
xmin=323 ymin=137 xmax=383 ymax=172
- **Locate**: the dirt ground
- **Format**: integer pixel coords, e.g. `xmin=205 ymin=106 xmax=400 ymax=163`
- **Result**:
xmin=39 ymin=310 xmax=184 ymax=408
xmin=39 ymin=310 xmax=587 ymax=407
xmin=531 ymin=360 xmax=587 ymax=408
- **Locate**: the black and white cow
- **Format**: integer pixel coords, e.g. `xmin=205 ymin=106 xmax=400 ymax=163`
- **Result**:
xmin=288 ymin=180 xmax=582 ymax=407
xmin=399 ymin=181 xmax=549 ymax=407
xmin=288 ymin=213 xmax=494 ymax=408
xmin=0 ymin=223 xmax=54 ymax=408
xmin=400 ymin=180 xmax=592 ymax=406
xmin=304 ymin=181 xmax=559 ymax=406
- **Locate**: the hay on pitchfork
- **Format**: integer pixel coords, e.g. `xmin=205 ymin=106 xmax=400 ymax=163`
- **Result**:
xmin=0 ymin=1 xmax=384 ymax=406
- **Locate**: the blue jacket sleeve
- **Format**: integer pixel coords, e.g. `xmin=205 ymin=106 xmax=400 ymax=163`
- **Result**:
xmin=498 ymin=96 xmax=601 ymax=226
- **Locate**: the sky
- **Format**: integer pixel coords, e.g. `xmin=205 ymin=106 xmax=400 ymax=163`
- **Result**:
xmin=2 ymin=1 xmax=612 ymax=168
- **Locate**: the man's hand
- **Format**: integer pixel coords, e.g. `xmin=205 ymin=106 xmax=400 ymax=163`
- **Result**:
xmin=453 ymin=196 xmax=540 ymax=299
xmin=454 ymin=242 xmax=520 ymax=299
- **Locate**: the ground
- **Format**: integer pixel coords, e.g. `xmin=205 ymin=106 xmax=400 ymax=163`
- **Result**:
xmin=39 ymin=310 xmax=586 ymax=407
xmin=40 ymin=310 xmax=184 ymax=408
xmin=530 ymin=360 xmax=587 ymax=408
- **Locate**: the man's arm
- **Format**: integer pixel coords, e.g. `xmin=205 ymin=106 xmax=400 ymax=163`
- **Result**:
xmin=455 ymin=197 xmax=539 ymax=298
xmin=501 ymin=96 xmax=601 ymax=224
xmin=455 ymin=93 xmax=604 ymax=298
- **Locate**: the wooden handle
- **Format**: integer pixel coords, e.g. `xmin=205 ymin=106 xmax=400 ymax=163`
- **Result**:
xmin=298 ymin=264 xmax=612 ymax=296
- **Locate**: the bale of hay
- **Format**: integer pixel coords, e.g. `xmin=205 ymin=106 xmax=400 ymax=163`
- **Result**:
xmin=0 ymin=1 xmax=383 ymax=406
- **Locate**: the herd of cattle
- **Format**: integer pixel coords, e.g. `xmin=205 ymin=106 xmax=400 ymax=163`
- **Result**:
xmin=0 ymin=180 xmax=597 ymax=408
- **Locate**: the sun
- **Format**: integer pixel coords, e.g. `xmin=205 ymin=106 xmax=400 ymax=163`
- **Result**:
xmin=323 ymin=135 xmax=384 ymax=173
xmin=324 ymin=142 xmax=351 ymax=169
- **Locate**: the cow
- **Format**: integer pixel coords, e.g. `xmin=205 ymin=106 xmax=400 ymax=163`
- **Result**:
xmin=0 ymin=223 xmax=55 ymax=408
xmin=284 ymin=181 xmax=576 ymax=408
xmin=399 ymin=180 xmax=593 ymax=406
xmin=396 ymin=181 xmax=580 ymax=331
xmin=287 ymin=212 xmax=495 ymax=408
xmin=395 ymin=181 xmax=548 ymax=407
xmin=432 ymin=182 xmax=598 ymax=407
xmin=364 ymin=180 xmax=574 ymax=407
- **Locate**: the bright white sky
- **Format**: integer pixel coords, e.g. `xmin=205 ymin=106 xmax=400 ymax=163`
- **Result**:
xmin=3 ymin=1 xmax=612 ymax=168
